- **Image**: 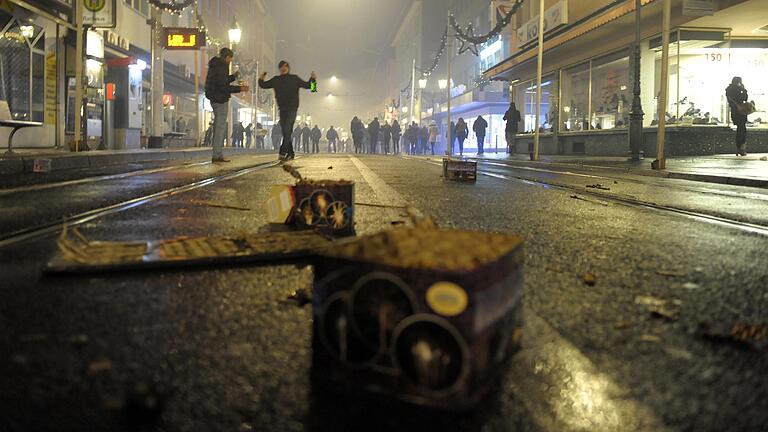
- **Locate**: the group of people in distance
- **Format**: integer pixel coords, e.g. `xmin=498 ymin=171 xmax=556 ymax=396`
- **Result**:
xmin=205 ymin=47 xmax=526 ymax=162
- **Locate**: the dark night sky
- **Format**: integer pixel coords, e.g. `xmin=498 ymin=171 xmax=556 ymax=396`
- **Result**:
xmin=263 ymin=0 xmax=414 ymax=127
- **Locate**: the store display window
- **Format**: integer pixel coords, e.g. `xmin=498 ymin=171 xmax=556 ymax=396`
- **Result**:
xmin=590 ymin=50 xmax=630 ymax=130
xmin=561 ymin=62 xmax=590 ymax=131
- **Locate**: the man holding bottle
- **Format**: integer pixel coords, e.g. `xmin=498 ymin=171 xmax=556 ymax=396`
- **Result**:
xmin=259 ymin=61 xmax=316 ymax=161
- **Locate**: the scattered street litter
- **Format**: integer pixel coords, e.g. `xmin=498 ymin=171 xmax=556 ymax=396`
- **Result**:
xmin=287 ymin=288 xmax=311 ymax=307
xmin=586 ymin=183 xmax=611 ymax=191
xmin=760 ymin=156 xmax=768 ymax=161
xmin=327 ymin=166 xmax=333 ymax=170
xmin=682 ymin=282 xmax=700 ymax=290
xmin=187 ymin=199 xmax=251 ymax=212
xmin=656 ymin=269 xmax=686 ymax=277
xmin=442 ymin=158 xmax=477 ymax=182
xmin=640 ymin=334 xmax=661 ymax=342
xmin=697 ymin=322 xmax=768 ymax=352
xmin=635 ymin=295 xmax=681 ymax=321
xmin=48 ymin=228 xmax=332 ymax=274
xmin=583 ymin=272 xmax=597 ymax=286
xmin=311 ymin=226 xmax=524 ymax=408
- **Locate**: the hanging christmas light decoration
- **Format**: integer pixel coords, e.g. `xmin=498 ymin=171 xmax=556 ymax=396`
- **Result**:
xmin=451 ymin=0 xmax=525 ymax=56
xmin=149 ymin=0 xmax=195 ymax=15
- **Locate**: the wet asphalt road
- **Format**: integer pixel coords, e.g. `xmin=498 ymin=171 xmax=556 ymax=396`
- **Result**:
xmin=0 ymin=153 xmax=767 ymax=432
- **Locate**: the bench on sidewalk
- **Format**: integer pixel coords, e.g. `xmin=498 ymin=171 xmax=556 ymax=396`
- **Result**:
xmin=1 ymin=119 xmax=44 ymax=155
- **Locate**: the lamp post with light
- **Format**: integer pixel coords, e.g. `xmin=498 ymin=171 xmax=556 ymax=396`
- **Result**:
xmin=418 ymin=78 xmax=427 ymax=125
xmin=227 ymin=18 xmax=241 ymax=146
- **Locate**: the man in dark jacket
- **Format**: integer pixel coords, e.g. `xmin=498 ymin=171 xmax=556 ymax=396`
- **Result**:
xmin=244 ymin=123 xmax=253 ymax=148
xmin=231 ymin=121 xmax=244 ymax=148
xmin=271 ymin=122 xmax=282 ymax=152
xmin=473 ymin=115 xmax=488 ymax=155
xmin=503 ymin=102 xmax=521 ymax=154
xmin=381 ymin=121 xmax=392 ymax=154
xmin=409 ymin=122 xmax=419 ymax=154
xmin=326 ymin=126 xmax=339 ymax=153
xmin=259 ymin=60 xmax=316 ymax=160
xmin=351 ymin=117 xmax=364 ymax=154
xmin=205 ymin=47 xmax=249 ymax=162
xmin=302 ymin=124 xmax=311 ymax=154
xmin=368 ymin=118 xmax=380 ymax=154
xmin=726 ymin=77 xmax=749 ymax=156
xmin=292 ymin=124 xmax=302 ymax=151
xmin=310 ymin=125 xmax=322 ymax=153
xmin=391 ymin=120 xmax=401 ymax=154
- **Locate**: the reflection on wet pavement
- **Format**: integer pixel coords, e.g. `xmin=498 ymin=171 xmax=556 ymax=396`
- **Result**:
xmin=509 ymin=309 xmax=668 ymax=432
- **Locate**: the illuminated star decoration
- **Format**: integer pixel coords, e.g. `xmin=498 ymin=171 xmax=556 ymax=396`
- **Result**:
xmin=457 ymin=23 xmax=480 ymax=56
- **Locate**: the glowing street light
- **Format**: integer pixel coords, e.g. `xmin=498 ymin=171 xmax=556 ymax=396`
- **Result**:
xmin=228 ymin=19 xmax=242 ymax=45
xmin=402 ymin=106 xmax=408 ymax=113
xmin=330 ymin=75 xmax=338 ymax=83
xmin=438 ymin=79 xmax=448 ymax=90
xmin=418 ymin=78 xmax=428 ymax=89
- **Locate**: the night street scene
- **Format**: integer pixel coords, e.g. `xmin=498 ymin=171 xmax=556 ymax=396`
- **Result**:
xmin=2 ymin=0 xmax=768 ymax=431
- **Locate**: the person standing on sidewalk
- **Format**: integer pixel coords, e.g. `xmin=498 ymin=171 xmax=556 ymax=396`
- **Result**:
xmin=473 ymin=115 xmax=488 ymax=155
xmin=391 ymin=119 xmax=401 ymax=154
xmin=302 ymin=123 xmax=311 ymax=154
xmin=258 ymin=60 xmax=316 ymax=160
xmin=428 ymin=121 xmax=438 ymax=155
xmin=326 ymin=126 xmax=339 ymax=153
xmin=368 ymin=117 xmax=380 ymax=154
xmin=504 ymin=102 xmax=521 ymax=154
xmin=310 ymin=125 xmax=322 ymax=153
xmin=381 ymin=121 xmax=392 ymax=154
xmin=204 ymin=47 xmax=249 ymax=163
xmin=726 ymin=77 xmax=749 ymax=157
xmin=455 ymin=118 xmax=469 ymax=156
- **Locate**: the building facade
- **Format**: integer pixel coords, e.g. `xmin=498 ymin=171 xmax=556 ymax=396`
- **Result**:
xmin=485 ymin=0 xmax=768 ymax=156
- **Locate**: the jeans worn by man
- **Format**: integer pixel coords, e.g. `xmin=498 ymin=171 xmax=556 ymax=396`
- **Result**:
xmin=211 ymin=102 xmax=229 ymax=160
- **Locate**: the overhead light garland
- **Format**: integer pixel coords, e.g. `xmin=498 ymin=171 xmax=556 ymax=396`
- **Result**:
xmin=450 ymin=0 xmax=524 ymax=57
xmin=417 ymin=27 xmax=448 ymax=77
xmin=149 ymin=0 xmax=195 ymax=15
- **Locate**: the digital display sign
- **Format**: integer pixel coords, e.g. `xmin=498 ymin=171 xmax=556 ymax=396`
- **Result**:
xmin=163 ymin=28 xmax=206 ymax=50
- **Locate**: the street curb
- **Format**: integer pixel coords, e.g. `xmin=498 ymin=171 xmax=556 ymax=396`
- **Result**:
xmin=469 ymin=157 xmax=768 ymax=189
xmin=0 ymin=148 xmax=270 ymax=175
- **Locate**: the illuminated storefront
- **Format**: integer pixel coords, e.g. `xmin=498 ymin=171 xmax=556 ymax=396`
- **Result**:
xmin=487 ymin=0 xmax=768 ymax=156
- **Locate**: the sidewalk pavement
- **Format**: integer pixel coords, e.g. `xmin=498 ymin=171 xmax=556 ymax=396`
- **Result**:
xmin=473 ymin=152 xmax=768 ymax=189
xmin=0 ymin=147 xmax=275 ymax=175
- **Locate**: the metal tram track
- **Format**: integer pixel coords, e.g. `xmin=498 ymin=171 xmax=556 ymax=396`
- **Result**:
xmin=0 ymin=159 xmax=282 ymax=249
xmin=406 ymin=156 xmax=768 ymax=237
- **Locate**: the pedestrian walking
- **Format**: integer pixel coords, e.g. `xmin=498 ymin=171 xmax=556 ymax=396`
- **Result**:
xmin=311 ymin=125 xmax=322 ymax=153
xmin=420 ymin=125 xmax=429 ymax=155
xmin=368 ymin=117 xmax=380 ymax=154
xmin=409 ymin=122 xmax=419 ymax=154
xmin=244 ymin=123 xmax=253 ymax=148
xmin=256 ymin=122 xmax=265 ymax=150
xmin=391 ymin=120 xmax=401 ymax=154
xmin=258 ymin=60 xmax=317 ymax=161
xmin=326 ymin=126 xmax=339 ymax=153
xmin=231 ymin=121 xmax=244 ymax=148
xmin=446 ymin=121 xmax=456 ymax=155
xmin=382 ymin=121 xmax=392 ymax=154
xmin=473 ymin=115 xmax=488 ymax=155
xmin=351 ymin=116 xmax=364 ymax=154
xmin=302 ymin=124 xmax=311 ymax=154
xmin=503 ymin=102 xmax=521 ymax=154
xmin=726 ymin=77 xmax=751 ymax=156
xmin=271 ymin=122 xmax=282 ymax=151
xmin=456 ymin=118 xmax=468 ymax=156
xmin=428 ymin=121 xmax=438 ymax=155
xmin=292 ymin=124 xmax=302 ymax=152
xmin=204 ymin=47 xmax=249 ymax=162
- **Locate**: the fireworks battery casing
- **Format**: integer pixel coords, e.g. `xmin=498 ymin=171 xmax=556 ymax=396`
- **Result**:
xmin=311 ymin=227 xmax=524 ymax=409
xmin=290 ymin=180 xmax=355 ymax=236
xmin=443 ymin=158 xmax=477 ymax=182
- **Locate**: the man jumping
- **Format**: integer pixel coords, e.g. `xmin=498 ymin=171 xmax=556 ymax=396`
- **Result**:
xmin=259 ymin=61 xmax=316 ymax=161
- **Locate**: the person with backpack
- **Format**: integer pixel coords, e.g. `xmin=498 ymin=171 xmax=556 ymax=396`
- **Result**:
xmin=473 ymin=115 xmax=488 ymax=155
xmin=504 ymin=102 xmax=521 ymax=154
xmin=726 ymin=77 xmax=750 ymax=156
xmin=204 ymin=47 xmax=249 ymax=162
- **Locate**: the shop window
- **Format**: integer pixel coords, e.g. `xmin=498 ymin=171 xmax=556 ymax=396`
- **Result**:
xmin=32 ymin=51 xmax=44 ymax=122
xmin=561 ymin=62 xmax=590 ymax=131
xmin=514 ymin=75 xmax=555 ymax=134
xmin=0 ymin=19 xmax=32 ymax=120
xmin=590 ymin=51 xmax=630 ymax=130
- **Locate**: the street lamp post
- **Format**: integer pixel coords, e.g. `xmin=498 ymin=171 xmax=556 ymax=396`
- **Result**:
xmin=228 ymin=18 xmax=241 ymax=147
xmin=446 ymin=9 xmax=453 ymax=157
xmin=418 ymin=78 xmax=427 ymax=125
xmin=653 ymin=0 xmax=671 ymax=170
xmin=409 ymin=58 xmax=416 ymax=125
xmin=532 ymin=0 xmax=544 ymax=161
xmin=628 ymin=0 xmax=644 ymax=160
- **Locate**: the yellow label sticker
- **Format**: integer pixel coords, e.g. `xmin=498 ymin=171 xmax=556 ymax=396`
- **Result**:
xmin=426 ymin=282 xmax=468 ymax=317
